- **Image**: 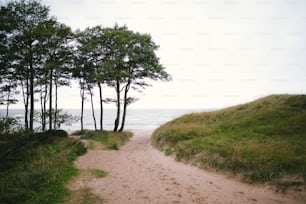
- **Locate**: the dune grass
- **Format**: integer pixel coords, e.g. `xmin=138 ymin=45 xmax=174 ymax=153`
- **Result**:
xmin=152 ymin=95 xmax=306 ymax=187
xmin=0 ymin=130 xmax=87 ymax=204
xmin=89 ymin=169 xmax=108 ymax=178
xmin=73 ymin=130 xmax=132 ymax=150
xmin=64 ymin=187 xmax=106 ymax=204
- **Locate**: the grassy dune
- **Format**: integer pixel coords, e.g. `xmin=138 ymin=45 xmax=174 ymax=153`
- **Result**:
xmin=152 ymin=95 xmax=306 ymax=187
xmin=0 ymin=130 xmax=87 ymax=204
xmin=73 ymin=130 xmax=133 ymax=150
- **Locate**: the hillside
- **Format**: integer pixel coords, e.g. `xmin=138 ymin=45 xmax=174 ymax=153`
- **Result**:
xmin=152 ymin=95 xmax=306 ymax=188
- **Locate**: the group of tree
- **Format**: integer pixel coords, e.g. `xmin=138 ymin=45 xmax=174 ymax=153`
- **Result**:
xmin=0 ymin=0 xmax=170 ymax=132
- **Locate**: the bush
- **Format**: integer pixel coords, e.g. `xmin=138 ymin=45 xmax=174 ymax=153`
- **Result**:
xmin=109 ymin=143 xmax=119 ymax=150
xmin=44 ymin=129 xmax=68 ymax=137
xmin=0 ymin=117 xmax=21 ymax=135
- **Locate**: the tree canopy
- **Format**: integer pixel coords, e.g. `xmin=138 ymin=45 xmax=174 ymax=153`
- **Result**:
xmin=0 ymin=0 xmax=170 ymax=132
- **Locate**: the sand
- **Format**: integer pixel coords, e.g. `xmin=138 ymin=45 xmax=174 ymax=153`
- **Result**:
xmin=71 ymin=130 xmax=305 ymax=204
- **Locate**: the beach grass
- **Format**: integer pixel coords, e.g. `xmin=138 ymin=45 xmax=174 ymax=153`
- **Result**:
xmin=0 ymin=130 xmax=87 ymax=204
xmin=73 ymin=130 xmax=132 ymax=150
xmin=89 ymin=169 xmax=108 ymax=178
xmin=64 ymin=187 xmax=106 ymax=204
xmin=152 ymin=94 xmax=306 ymax=187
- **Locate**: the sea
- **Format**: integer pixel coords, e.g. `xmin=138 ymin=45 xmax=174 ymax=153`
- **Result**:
xmin=0 ymin=108 xmax=211 ymax=132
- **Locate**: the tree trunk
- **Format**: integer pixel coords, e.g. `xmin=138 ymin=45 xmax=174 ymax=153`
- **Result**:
xmin=40 ymin=84 xmax=47 ymax=131
xmin=80 ymin=81 xmax=85 ymax=132
xmin=49 ymin=68 xmax=53 ymax=130
xmin=43 ymin=83 xmax=48 ymax=131
xmin=29 ymin=49 xmax=34 ymax=131
xmin=98 ymin=82 xmax=103 ymax=130
xmin=54 ymin=78 xmax=58 ymax=129
xmin=119 ymin=80 xmax=131 ymax=132
xmin=5 ymin=81 xmax=11 ymax=119
xmin=21 ymin=78 xmax=29 ymax=129
xmin=87 ymin=82 xmax=97 ymax=130
xmin=113 ymin=80 xmax=120 ymax=132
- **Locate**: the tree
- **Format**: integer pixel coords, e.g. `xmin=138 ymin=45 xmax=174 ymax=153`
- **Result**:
xmin=1 ymin=1 xmax=73 ymax=131
xmin=102 ymin=25 xmax=171 ymax=131
xmin=100 ymin=26 xmax=131 ymax=131
xmin=0 ymin=3 xmax=19 ymax=118
xmin=76 ymin=26 xmax=108 ymax=130
xmin=43 ymin=23 xmax=73 ymax=130
xmin=72 ymin=33 xmax=89 ymax=132
xmin=2 ymin=0 xmax=56 ymax=131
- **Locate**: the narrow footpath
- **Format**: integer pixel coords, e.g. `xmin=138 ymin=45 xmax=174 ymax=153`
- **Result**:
xmin=71 ymin=130 xmax=305 ymax=204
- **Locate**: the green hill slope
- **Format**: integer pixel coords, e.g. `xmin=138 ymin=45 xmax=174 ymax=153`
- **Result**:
xmin=152 ymin=95 xmax=306 ymax=187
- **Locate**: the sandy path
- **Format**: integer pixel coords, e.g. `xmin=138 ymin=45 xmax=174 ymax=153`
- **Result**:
xmin=73 ymin=130 xmax=305 ymax=204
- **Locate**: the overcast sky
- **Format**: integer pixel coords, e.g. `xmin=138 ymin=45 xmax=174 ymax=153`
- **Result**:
xmin=11 ymin=0 xmax=306 ymax=109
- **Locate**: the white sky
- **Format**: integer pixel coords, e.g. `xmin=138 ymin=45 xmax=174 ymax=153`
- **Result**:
xmin=10 ymin=0 xmax=306 ymax=109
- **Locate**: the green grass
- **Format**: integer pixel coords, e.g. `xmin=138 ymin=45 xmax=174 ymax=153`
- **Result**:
xmin=89 ymin=169 xmax=108 ymax=178
xmin=75 ymin=188 xmax=106 ymax=204
xmin=0 ymin=130 xmax=87 ymax=204
xmin=152 ymin=94 xmax=306 ymax=186
xmin=63 ymin=187 xmax=106 ymax=204
xmin=73 ymin=130 xmax=132 ymax=150
xmin=64 ymin=187 xmax=106 ymax=204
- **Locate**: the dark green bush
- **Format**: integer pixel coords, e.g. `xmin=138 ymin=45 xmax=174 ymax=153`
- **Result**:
xmin=0 ymin=117 xmax=21 ymax=135
xmin=44 ymin=129 xmax=68 ymax=137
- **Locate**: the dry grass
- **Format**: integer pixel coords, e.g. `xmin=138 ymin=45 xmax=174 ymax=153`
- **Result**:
xmin=65 ymin=168 xmax=108 ymax=204
xmin=63 ymin=187 xmax=106 ymax=204
xmin=152 ymin=94 xmax=306 ymax=188
xmin=73 ymin=130 xmax=132 ymax=150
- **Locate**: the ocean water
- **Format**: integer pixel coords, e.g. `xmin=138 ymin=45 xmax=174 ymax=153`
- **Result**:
xmin=0 ymin=108 xmax=210 ymax=131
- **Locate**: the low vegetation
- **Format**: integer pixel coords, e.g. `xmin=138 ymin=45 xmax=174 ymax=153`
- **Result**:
xmin=73 ymin=130 xmax=133 ymax=150
xmin=0 ymin=130 xmax=87 ymax=204
xmin=152 ymin=95 xmax=306 ymax=188
xmin=64 ymin=187 xmax=106 ymax=204
xmin=89 ymin=169 xmax=108 ymax=178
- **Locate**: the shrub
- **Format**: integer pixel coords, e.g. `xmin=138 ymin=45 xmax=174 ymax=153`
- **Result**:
xmin=0 ymin=117 xmax=21 ymax=135
xmin=44 ymin=129 xmax=68 ymax=137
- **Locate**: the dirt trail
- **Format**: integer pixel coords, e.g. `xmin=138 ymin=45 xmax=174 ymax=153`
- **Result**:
xmin=72 ymin=130 xmax=305 ymax=204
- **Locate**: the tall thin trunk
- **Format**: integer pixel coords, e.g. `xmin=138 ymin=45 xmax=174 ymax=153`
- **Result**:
xmin=98 ymin=82 xmax=103 ymax=130
xmin=87 ymin=82 xmax=97 ymax=130
xmin=80 ymin=80 xmax=85 ymax=132
xmin=44 ymin=84 xmax=48 ymax=130
xmin=113 ymin=80 xmax=120 ymax=132
xmin=119 ymin=80 xmax=131 ymax=132
xmin=40 ymin=84 xmax=45 ymax=131
xmin=54 ymin=78 xmax=58 ymax=129
xmin=29 ymin=46 xmax=34 ymax=131
xmin=21 ymin=78 xmax=29 ymax=129
xmin=49 ymin=68 xmax=53 ymax=130
xmin=5 ymin=81 xmax=11 ymax=119
xmin=41 ymin=83 xmax=48 ymax=131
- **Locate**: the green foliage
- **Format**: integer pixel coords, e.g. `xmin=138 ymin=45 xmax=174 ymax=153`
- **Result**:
xmin=109 ymin=143 xmax=119 ymax=150
xmin=164 ymin=148 xmax=172 ymax=156
xmin=0 ymin=117 xmax=21 ymax=135
xmin=2 ymin=0 xmax=170 ymax=132
xmin=152 ymin=95 xmax=306 ymax=185
xmin=78 ymin=130 xmax=132 ymax=150
xmin=44 ymin=129 xmax=69 ymax=137
xmin=34 ymin=110 xmax=80 ymax=131
xmin=0 ymin=131 xmax=86 ymax=204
